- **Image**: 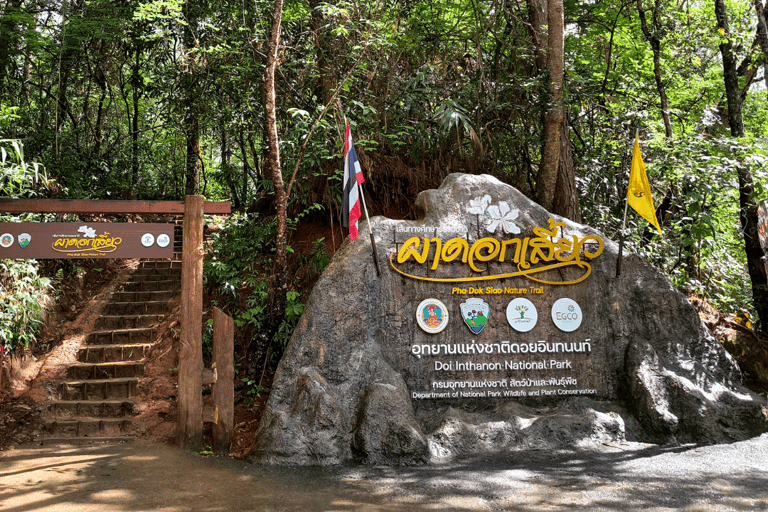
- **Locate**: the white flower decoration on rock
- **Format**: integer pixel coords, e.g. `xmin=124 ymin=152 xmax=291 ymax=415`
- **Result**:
xmin=466 ymin=194 xmax=491 ymax=216
xmin=467 ymin=195 xmax=522 ymax=235
xmin=485 ymin=201 xmax=521 ymax=234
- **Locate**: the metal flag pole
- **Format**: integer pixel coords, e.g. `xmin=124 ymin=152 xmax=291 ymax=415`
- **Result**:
xmin=617 ymin=198 xmax=628 ymax=278
xmin=357 ymin=182 xmax=382 ymax=277
xmin=617 ymin=128 xmax=638 ymax=278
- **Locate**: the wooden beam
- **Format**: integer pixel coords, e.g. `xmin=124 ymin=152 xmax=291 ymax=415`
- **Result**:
xmin=0 ymin=198 xmax=231 ymax=215
xmin=212 ymin=307 xmax=234 ymax=455
xmin=202 ymin=367 xmax=217 ymax=386
xmin=178 ymin=195 xmax=205 ymax=452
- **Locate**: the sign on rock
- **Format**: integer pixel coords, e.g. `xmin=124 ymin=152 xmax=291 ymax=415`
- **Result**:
xmin=395 ymin=194 xmax=603 ymax=401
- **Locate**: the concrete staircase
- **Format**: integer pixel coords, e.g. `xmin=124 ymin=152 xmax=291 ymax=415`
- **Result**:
xmin=42 ymin=260 xmax=181 ymax=443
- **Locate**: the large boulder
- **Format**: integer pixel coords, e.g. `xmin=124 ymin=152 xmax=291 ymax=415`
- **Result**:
xmin=248 ymin=173 xmax=768 ymax=465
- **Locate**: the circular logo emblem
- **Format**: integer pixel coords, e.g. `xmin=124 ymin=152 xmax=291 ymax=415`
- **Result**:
xmin=141 ymin=233 xmax=155 ymax=247
xmin=156 ymin=233 xmax=171 ymax=248
xmin=0 ymin=233 xmax=14 ymax=248
xmin=18 ymin=233 xmax=31 ymax=248
xmin=506 ymin=298 xmax=538 ymax=332
xmin=416 ymin=298 xmax=449 ymax=334
xmin=551 ymin=298 xmax=583 ymax=332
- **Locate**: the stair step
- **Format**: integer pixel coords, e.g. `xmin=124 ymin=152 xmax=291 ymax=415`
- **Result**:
xmin=48 ymin=399 xmax=138 ymax=419
xmin=33 ymin=254 xmax=185 ymax=445
xmin=60 ymin=378 xmax=139 ymax=400
xmin=122 ymin=280 xmax=181 ymax=292
xmin=95 ymin=314 xmax=163 ymax=330
xmin=43 ymin=418 xmax=133 ymax=437
xmin=111 ymin=290 xmax=178 ymax=303
xmin=87 ymin=327 xmax=156 ymax=345
xmin=139 ymin=260 xmax=181 ymax=270
xmin=78 ymin=344 xmax=152 ymax=363
xmin=103 ymin=301 xmax=170 ymax=316
xmin=66 ymin=361 xmax=145 ymax=380
xmin=130 ymin=267 xmax=181 ymax=279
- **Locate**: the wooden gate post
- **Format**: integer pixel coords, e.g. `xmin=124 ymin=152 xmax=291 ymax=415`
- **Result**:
xmin=178 ymin=195 xmax=205 ymax=451
xmin=212 ymin=307 xmax=234 ymax=454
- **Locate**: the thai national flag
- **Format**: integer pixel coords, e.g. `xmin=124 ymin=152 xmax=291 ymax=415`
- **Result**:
xmin=342 ymin=120 xmax=365 ymax=240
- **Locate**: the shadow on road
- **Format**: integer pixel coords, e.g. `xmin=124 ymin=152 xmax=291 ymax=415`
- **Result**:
xmin=2 ymin=437 xmax=768 ymax=511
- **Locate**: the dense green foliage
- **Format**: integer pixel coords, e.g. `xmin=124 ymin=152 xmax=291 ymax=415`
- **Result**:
xmin=0 ymin=0 xmax=767 ymax=357
xmin=0 ymin=259 xmax=51 ymax=353
xmin=203 ymin=213 xmax=311 ymax=368
xmin=0 ymin=139 xmax=52 ymax=352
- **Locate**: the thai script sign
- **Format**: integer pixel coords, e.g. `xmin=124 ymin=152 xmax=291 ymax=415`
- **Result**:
xmin=390 ymin=195 xmax=608 ymax=401
xmin=0 ymin=223 xmax=174 ymax=259
xmin=390 ymin=218 xmax=604 ymax=285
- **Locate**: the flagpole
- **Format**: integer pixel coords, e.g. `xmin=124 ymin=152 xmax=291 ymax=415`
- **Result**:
xmin=617 ymin=199 xmax=628 ymax=278
xmin=617 ymin=128 xmax=638 ymax=278
xmin=358 ymin=182 xmax=382 ymax=277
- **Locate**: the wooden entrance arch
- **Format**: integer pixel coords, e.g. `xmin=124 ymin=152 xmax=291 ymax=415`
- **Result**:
xmin=0 ymin=196 xmax=231 ymax=452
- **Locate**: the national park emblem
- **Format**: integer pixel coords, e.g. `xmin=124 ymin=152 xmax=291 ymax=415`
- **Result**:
xmin=416 ymin=298 xmax=449 ymax=334
xmin=460 ymin=298 xmax=489 ymax=334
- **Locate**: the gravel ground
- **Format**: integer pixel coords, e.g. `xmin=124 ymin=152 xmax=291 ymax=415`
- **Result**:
xmin=2 ymin=435 xmax=768 ymax=511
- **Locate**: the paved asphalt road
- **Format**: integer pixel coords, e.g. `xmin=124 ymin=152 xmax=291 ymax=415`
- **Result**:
xmin=2 ymin=434 xmax=768 ymax=511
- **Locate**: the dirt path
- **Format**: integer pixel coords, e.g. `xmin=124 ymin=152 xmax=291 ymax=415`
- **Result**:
xmin=2 ymin=435 xmax=768 ymax=511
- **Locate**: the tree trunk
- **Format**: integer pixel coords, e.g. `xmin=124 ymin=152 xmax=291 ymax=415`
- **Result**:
xmin=536 ymin=0 xmax=564 ymax=212
xmin=182 ymin=1 xmax=201 ymax=196
xmin=309 ymin=0 xmax=334 ymax=105
xmin=22 ymin=8 xmax=35 ymax=105
xmin=714 ymin=0 xmax=744 ymax=137
xmin=0 ymin=0 xmax=24 ymax=98
xmin=131 ymin=41 xmax=141 ymax=196
xmin=552 ymin=119 xmax=581 ymax=222
xmin=529 ymin=0 xmax=577 ymax=219
xmin=55 ymin=0 xmax=85 ymax=157
xmin=526 ymin=0 xmax=548 ymax=72
xmin=716 ymin=0 xmax=768 ymax=336
xmin=737 ymin=167 xmax=768 ymax=337
xmin=184 ymin=115 xmax=201 ymax=196
xmin=637 ymin=0 xmax=673 ymax=138
xmin=755 ymin=0 xmax=768 ymax=91
xmin=221 ymin=117 xmax=240 ymax=208
xmin=265 ymin=0 xmax=288 ymax=318
xmin=93 ymin=61 xmax=107 ymax=157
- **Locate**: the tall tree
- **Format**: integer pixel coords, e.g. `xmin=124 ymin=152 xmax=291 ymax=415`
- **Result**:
xmin=715 ymin=0 xmax=768 ymax=336
xmin=714 ymin=0 xmax=743 ymax=137
xmin=637 ymin=0 xmax=673 ymax=138
xmin=309 ymin=0 xmax=335 ymax=105
xmin=737 ymin=164 xmax=768 ymax=338
xmin=527 ymin=0 xmax=548 ymax=72
xmin=552 ymin=117 xmax=580 ymax=222
xmin=0 ymin=0 xmax=25 ymax=97
xmin=536 ymin=0 xmax=565 ymax=213
xmin=755 ymin=0 xmax=768 ymax=91
xmin=182 ymin=0 xmax=202 ymax=196
xmin=264 ymin=0 xmax=289 ymax=321
xmin=54 ymin=0 xmax=85 ymax=159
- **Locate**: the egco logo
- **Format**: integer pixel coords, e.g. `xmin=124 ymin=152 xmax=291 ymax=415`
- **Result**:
xmin=551 ymin=299 xmax=583 ymax=332
xmin=555 ymin=305 xmax=579 ymax=321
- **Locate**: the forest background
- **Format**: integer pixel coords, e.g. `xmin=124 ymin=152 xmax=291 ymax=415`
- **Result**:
xmin=1 ymin=0 xmax=767 ymax=388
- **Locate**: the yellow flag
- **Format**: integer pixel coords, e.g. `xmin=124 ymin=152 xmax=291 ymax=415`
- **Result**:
xmin=627 ymin=136 xmax=662 ymax=234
